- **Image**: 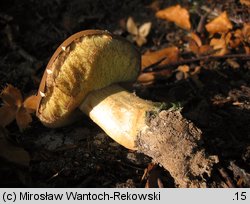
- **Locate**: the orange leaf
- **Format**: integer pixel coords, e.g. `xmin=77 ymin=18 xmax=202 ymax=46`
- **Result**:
xmin=142 ymin=47 xmax=179 ymax=68
xmin=188 ymin=32 xmax=213 ymax=56
xmin=188 ymin=33 xmax=200 ymax=55
xmin=137 ymin=73 xmax=155 ymax=85
xmin=229 ymin=29 xmax=243 ymax=48
xmin=16 ymin=108 xmax=32 ymax=131
xmin=1 ymin=84 xmax=23 ymax=107
xmin=0 ymin=105 xmax=17 ymax=127
xmin=177 ymin=65 xmax=190 ymax=79
xmin=178 ymin=65 xmax=190 ymax=73
xmin=156 ymin=5 xmax=191 ymax=30
xmin=189 ymin=32 xmax=202 ymax=47
xmin=191 ymin=66 xmax=201 ymax=75
xmin=205 ymin=12 xmax=233 ymax=34
xmin=199 ymin=45 xmax=213 ymax=55
xmin=244 ymin=46 xmax=250 ymax=54
xmin=242 ymin=23 xmax=250 ymax=43
xmin=23 ymin=95 xmax=39 ymax=113
xmin=240 ymin=0 xmax=250 ymax=6
xmin=138 ymin=47 xmax=178 ymax=84
xmin=210 ymin=33 xmax=231 ymax=56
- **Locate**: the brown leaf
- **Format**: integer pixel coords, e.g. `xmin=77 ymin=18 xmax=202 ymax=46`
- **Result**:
xmin=190 ymin=32 xmax=202 ymax=47
xmin=16 ymin=107 xmax=32 ymax=131
xmin=188 ymin=32 xmax=213 ymax=56
xmin=0 ymin=105 xmax=16 ymax=127
xmin=240 ymin=0 xmax=250 ymax=6
xmin=244 ymin=46 xmax=250 ymax=54
xmin=145 ymin=164 xmax=164 ymax=188
xmin=199 ymin=45 xmax=213 ymax=55
xmin=147 ymin=0 xmax=161 ymax=11
xmin=137 ymin=73 xmax=156 ymax=85
xmin=1 ymin=84 xmax=23 ymax=107
xmin=138 ymin=47 xmax=178 ymax=84
xmin=188 ymin=33 xmax=200 ymax=55
xmin=226 ymin=58 xmax=240 ymax=69
xmin=0 ymin=85 xmax=34 ymax=131
xmin=23 ymin=95 xmax=39 ymax=113
xmin=229 ymin=29 xmax=243 ymax=48
xmin=178 ymin=65 xmax=190 ymax=73
xmin=242 ymin=23 xmax=250 ymax=44
xmin=156 ymin=5 xmax=191 ymax=30
xmin=177 ymin=65 xmax=190 ymax=79
xmin=141 ymin=47 xmax=179 ymax=68
xmin=210 ymin=33 xmax=231 ymax=56
xmin=205 ymin=11 xmax=233 ymax=34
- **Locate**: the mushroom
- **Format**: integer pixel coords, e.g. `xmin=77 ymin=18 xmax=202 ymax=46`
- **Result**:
xmin=35 ymin=30 xmax=218 ymax=187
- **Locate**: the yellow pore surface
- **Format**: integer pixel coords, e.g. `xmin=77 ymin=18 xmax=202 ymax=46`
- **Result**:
xmin=38 ymin=34 xmax=140 ymax=126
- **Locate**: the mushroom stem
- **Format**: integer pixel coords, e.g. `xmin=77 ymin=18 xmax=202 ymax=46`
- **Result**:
xmin=79 ymin=84 xmax=218 ymax=187
xmin=80 ymin=84 xmax=160 ymax=150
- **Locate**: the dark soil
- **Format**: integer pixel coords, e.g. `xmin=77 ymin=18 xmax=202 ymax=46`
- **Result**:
xmin=0 ymin=0 xmax=249 ymax=187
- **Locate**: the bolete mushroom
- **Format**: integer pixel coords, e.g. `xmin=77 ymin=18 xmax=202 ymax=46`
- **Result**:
xmin=34 ymin=30 xmax=218 ymax=187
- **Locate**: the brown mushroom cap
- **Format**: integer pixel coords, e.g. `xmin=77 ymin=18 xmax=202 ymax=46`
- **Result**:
xmin=36 ymin=30 xmax=140 ymax=127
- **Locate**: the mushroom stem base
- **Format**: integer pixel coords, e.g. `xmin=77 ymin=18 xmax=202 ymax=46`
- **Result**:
xmin=136 ymin=110 xmax=218 ymax=187
xmin=79 ymin=84 xmax=218 ymax=187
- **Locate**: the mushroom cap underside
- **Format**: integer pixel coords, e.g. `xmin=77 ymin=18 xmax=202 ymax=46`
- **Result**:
xmin=36 ymin=30 xmax=141 ymax=127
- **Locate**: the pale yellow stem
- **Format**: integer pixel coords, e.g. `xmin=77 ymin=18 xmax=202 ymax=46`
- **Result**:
xmin=79 ymin=84 xmax=159 ymax=149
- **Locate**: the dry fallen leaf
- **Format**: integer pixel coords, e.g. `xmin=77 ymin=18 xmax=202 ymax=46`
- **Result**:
xmin=144 ymin=163 xmax=164 ymax=188
xmin=244 ymin=46 xmax=250 ymax=54
xmin=23 ymin=95 xmax=39 ymax=112
xmin=1 ymin=84 xmax=23 ymax=107
xmin=141 ymin=47 xmax=179 ymax=68
xmin=242 ymin=23 xmax=250 ymax=44
xmin=188 ymin=32 xmax=213 ymax=56
xmin=147 ymin=0 xmax=161 ymax=11
xmin=210 ymin=33 xmax=231 ymax=56
xmin=0 ymin=85 xmax=36 ymax=131
xmin=229 ymin=29 xmax=243 ymax=48
xmin=178 ymin=65 xmax=190 ymax=73
xmin=226 ymin=58 xmax=240 ymax=69
xmin=205 ymin=11 xmax=233 ymax=34
xmin=127 ymin=17 xmax=152 ymax=46
xmin=240 ymin=0 xmax=250 ymax=6
xmin=177 ymin=65 xmax=190 ymax=79
xmin=16 ymin=107 xmax=33 ymax=131
xmin=138 ymin=47 xmax=179 ymax=84
xmin=232 ymin=23 xmax=250 ymax=54
xmin=156 ymin=5 xmax=191 ymax=30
